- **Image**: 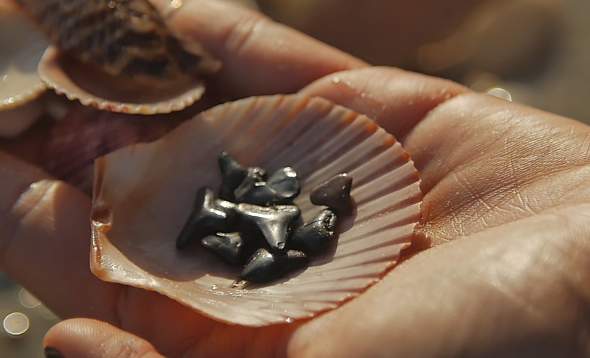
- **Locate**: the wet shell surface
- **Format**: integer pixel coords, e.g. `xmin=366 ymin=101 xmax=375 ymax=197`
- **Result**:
xmin=17 ymin=0 xmax=220 ymax=114
xmin=0 ymin=3 xmax=48 ymax=136
xmin=91 ymin=95 xmax=423 ymax=326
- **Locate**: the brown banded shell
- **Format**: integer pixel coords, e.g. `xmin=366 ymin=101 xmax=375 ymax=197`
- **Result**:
xmin=91 ymin=95 xmax=423 ymax=326
xmin=16 ymin=0 xmax=219 ymax=82
xmin=0 ymin=2 xmax=48 ymax=137
xmin=38 ymin=47 xmax=208 ymax=115
xmin=15 ymin=0 xmax=221 ymax=114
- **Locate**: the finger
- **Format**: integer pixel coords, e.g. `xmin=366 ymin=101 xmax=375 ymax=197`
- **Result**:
xmin=302 ymin=66 xmax=590 ymax=244
xmin=150 ymin=0 xmax=366 ymax=97
xmin=44 ymin=318 xmax=164 ymax=358
xmin=0 ymin=152 xmax=120 ymax=320
xmin=288 ymin=204 xmax=590 ymax=357
xmin=405 ymin=92 xmax=590 ymax=191
xmin=0 ymin=138 xmax=292 ymax=356
xmin=405 ymin=92 xmax=590 ymax=243
xmin=2 ymin=0 xmax=365 ymax=319
xmin=300 ymin=66 xmax=469 ymax=139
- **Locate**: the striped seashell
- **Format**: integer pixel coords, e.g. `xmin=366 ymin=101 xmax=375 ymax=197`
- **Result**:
xmin=15 ymin=0 xmax=220 ymax=83
xmin=13 ymin=0 xmax=220 ymax=114
xmin=91 ymin=95 xmax=423 ymax=326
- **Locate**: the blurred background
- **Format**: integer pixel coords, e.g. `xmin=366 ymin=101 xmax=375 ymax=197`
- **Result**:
xmin=0 ymin=273 xmax=58 ymax=357
xmin=255 ymin=0 xmax=589 ymax=122
xmin=0 ymin=0 xmax=587 ymax=356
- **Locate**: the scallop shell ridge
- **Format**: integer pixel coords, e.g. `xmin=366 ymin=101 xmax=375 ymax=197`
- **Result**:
xmin=19 ymin=0 xmax=219 ymax=114
xmin=91 ymin=94 xmax=423 ymax=326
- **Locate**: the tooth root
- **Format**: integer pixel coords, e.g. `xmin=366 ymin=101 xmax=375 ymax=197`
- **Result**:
xmin=291 ymin=209 xmax=338 ymax=256
xmin=233 ymin=167 xmax=267 ymax=202
xmin=236 ymin=203 xmax=300 ymax=252
xmin=176 ymin=187 xmax=237 ymax=249
xmin=234 ymin=167 xmax=301 ymax=206
xmin=201 ymin=232 xmax=244 ymax=265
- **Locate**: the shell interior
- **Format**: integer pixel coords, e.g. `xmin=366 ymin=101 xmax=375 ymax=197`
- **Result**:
xmin=39 ymin=47 xmax=206 ymax=115
xmin=0 ymin=4 xmax=47 ymax=110
xmin=91 ymin=95 xmax=423 ymax=326
xmin=16 ymin=0 xmax=220 ymax=115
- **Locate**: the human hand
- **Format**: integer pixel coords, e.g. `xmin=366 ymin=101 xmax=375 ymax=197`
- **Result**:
xmin=38 ymin=65 xmax=590 ymax=357
xmin=0 ymin=0 xmax=363 ymax=190
xmin=3 ymin=2 xmax=590 ymax=358
xmin=0 ymin=0 xmax=364 ymax=356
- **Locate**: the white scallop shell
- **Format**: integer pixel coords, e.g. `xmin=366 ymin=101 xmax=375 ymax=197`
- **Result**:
xmin=0 ymin=3 xmax=48 ymax=136
xmin=91 ymin=95 xmax=423 ymax=326
xmin=38 ymin=47 xmax=206 ymax=115
xmin=0 ymin=100 xmax=45 ymax=138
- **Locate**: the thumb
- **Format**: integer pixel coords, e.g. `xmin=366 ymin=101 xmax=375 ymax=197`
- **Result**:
xmin=44 ymin=318 xmax=164 ymax=358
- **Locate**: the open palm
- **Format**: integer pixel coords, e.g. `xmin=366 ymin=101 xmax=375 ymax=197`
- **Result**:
xmin=1 ymin=1 xmax=589 ymax=357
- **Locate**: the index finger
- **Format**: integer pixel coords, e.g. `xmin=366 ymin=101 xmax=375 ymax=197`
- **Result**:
xmin=0 ymin=152 xmax=120 ymax=321
xmin=150 ymin=0 xmax=366 ymax=97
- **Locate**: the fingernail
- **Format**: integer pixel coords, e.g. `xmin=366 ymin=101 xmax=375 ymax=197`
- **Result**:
xmin=45 ymin=347 xmax=64 ymax=358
